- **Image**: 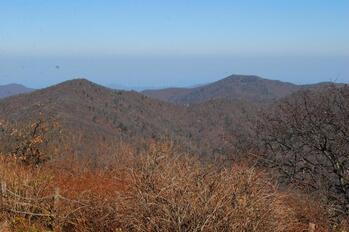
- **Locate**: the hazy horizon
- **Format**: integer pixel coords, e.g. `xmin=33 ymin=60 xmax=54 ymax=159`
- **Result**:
xmin=1 ymin=1 xmax=348 ymax=88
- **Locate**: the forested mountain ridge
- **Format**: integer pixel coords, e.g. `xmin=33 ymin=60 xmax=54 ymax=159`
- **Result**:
xmin=143 ymin=74 xmax=343 ymax=104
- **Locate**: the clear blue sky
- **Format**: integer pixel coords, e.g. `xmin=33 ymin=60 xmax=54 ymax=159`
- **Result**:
xmin=0 ymin=0 xmax=348 ymax=89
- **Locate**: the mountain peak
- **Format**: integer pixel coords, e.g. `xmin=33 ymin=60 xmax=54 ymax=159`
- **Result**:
xmin=46 ymin=79 xmax=114 ymax=95
xmin=57 ymin=78 xmax=98 ymax=87
xmin=144 ymin=74 xmax=300 ymax=104
xmin=224 ymin=74 xmax=263 ymax=82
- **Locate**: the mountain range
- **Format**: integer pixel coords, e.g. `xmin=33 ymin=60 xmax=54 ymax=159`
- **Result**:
xmin=0 ymin=74 xmax=344 ymax=161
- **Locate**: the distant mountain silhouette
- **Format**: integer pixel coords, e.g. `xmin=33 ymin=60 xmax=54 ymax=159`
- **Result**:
xmin=143 ymin=74 xmax=340 ymax=104
xmin=0 ymin=84 xmax=33 ymax=98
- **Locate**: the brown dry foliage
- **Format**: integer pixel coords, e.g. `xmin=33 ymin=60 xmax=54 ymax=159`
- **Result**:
xmin=0 ymin=142 xmax=337 ymax=231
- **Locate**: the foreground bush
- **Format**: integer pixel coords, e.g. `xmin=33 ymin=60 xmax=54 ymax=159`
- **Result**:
xmin=0 ymin=142 xmax=334 ymax=231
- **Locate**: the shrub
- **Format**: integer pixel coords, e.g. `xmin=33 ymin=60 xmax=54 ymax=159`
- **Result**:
xmin=0 ymin=142 xmax=332 ymax=231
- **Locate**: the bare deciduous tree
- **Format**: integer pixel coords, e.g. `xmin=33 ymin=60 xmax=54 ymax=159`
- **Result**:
xmin=257 ymin=85 xmax=349 ymax=220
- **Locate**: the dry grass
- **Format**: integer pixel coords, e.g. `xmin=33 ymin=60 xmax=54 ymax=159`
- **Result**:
xmin=0 ymin=142 xmax=340 ymax=231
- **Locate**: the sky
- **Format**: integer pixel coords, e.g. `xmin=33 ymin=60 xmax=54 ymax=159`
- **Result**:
xmin=0 ymin=0 xmax=348 ymax=89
